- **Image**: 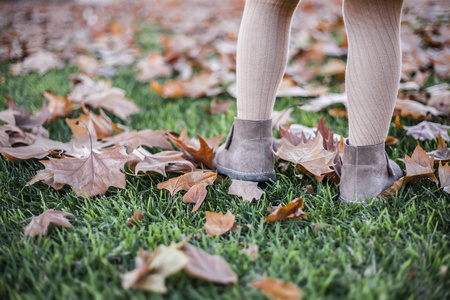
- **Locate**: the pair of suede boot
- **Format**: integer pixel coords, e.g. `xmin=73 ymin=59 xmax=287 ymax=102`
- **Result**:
xmin=214 ymin=118 xmax=403 ymax=204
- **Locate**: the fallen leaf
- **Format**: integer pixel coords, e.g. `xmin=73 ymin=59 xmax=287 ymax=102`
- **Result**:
xmin=241 ymin=244 xmax=259 ymax=260
xmin=385 ymin=136 xmax=399 ymax=146
xmin=157 ymin=171 xmax=217 ymax=196
xmin=126 ymin=210 xmax=143 ymax=226
xmin=165 ymin=128 xmax=222 ymax=169
xmin=183 ymin=184 xmax=208 ymax=213
xmin=10 ymin=51 xmax=63 ymax=75
xmin=136 ymin=53 xmax=172 ymax=82
xmin=132 ymin=148 xmax=194 ymax=177
xmin=318 ymin=58 xmax=346 ymax=77
xmin=403 ymin=121 xmax=450 ymax=141
xmin=227 ymin=179 xmax=264 ymax=202
xmin=42 ymin=91 xmax=74 ymax=123
xmin=122 ymin=243 xmax=188 ymax=293
xmin=182 ymin=243 xmax=238 ymax=284
xmin=438 ymin=161 xmax=450 ymax=194
xmin=28 ymin=146 xmax=136 ymax=197
xmin=380 ymin=145 xmax=438 ymax=199
xmin=204 ymin=211 xmax=235 ymax=236
xmin=302 ymin=184 xmax=314 ymax=194
xmin=264 ymin=197 xmax=307 ymax=223
xmin=328 ymin=108 xmax=347 ymax=118
xmin=250 ymin=278 xmax=302 ymax=300
xmin=68 ymin=74 xmax=139 ymax=120
xmin=427 ymin=133 xmax=450 ymax=162
xmin=300 ymin=93 xmax=347 ymax=112
xmin=272 ymin=108 xmax=294 ymax=129
xmin=150 ymin=80 xmax=185 ymax=98
xmin=203 ymin=99 xmax=233 ymax=115
xmin=0 ymin=96 xmax=50 ymax=129
xmin=428 ymin=89 xmax=450 ymax=115
xmin=101 ymin=129 xmax=173 ymax=150
xmin=394 ymin=99 xmax=443 ymax=120
xmin=24 ymin=209 xmax=73 ymax=237
xmin=274 ymin=133 xmax=335 ymax=178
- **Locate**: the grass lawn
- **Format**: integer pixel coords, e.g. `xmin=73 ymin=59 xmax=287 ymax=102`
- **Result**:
xmin=1 ymin=23 xmax=450 ymax=300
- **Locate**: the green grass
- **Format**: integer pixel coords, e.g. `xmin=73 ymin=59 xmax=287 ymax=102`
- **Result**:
xmin=1 ymin=27 xmax=450 ymax=300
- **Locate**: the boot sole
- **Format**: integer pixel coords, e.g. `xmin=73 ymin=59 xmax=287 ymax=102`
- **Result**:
xmin=215 ymin=164 xmax=276 ymax=182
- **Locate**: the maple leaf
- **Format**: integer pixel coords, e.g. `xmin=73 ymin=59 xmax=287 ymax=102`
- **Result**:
xmin=240 ymin=243 xmax=259 ymax=260
xmin=276 ymin=76 xmax=327 ymax=97
xmin=126 ymin=210 xmax=143 ymax=226
xmin=24 ymin=209 xmax=73 ymax=237
xmin=182 ymin=243 xmax=238 ymax=284
xmin=380 ymin=145 xmax=438 ymax=199
xmin=274 ymin=133 xmax=336 ymax=178
xmin=101 ymin=129 xmax=173 ymax=150
xmin=385 ymin=136 xmax=399 ymax=146
xmin=250 ymin=278 xmax=302 ymax=300
xmin=0 ymin=96 xmax=49 ymax=129
xmin=164 ymin=128 xmax=223 ymax=169
xmin=402 ymin=121 xmax=450 ymax=141
xmin=204 ymin=211 xmax=235 ymax=236
xmin=394 ymin=99 xmax=443 ymax=120
xmin=439 ymin=161 xmax=450 ymax=194
xmin=272 ymin=108 xmax=294 ymax=129
xmin=157 ymin=171 xmax=217 ymax=196
xmin=183 ymin=184 xmax=208 ymax=214
xmin=122 ymin=244 xmax=188 ymax=293
xmin=131 ymin=148 xmax=194 ymax=177
xmin=150 ymin=80 xmax=185 ymax=98
xmin=203 ymin=99 xmax=233 ymax=115
xmin=68 ymin=74 xmax=139 ymax=120
xmin=264 ymin=197 xmax=307 ymax=223
xmin=279 ymin=125 xmax=309 ymax=147
xmin=428 ymin=89 xmax=450 ymax=115
xmin=136 ymin=53 xmax=172 ymax=82
xmin=427 ymin=133 xmax=449 ymax=162
xmin=28 ymin=146 xmax=136 ymax=197
xmin=0 ymin=130 xmax=9 ymax=147
xmin=42 ymin=91 xmax=74 ymax=123
xmin=227 ymin=179 xmax=264 ymax=202
xmin=10 ymin=51 xmax=63 ymax=75
xmin=300 ymin=93 xmax=347 ymax=112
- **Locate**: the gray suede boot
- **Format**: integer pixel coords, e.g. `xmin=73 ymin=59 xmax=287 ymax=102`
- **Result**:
xmin=339 ymin=139 xmax=403 ymax=204
xmin=214 ymin=118 xmax=276 ymax=182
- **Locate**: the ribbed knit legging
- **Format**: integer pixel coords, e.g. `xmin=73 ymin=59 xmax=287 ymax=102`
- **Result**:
xmin=236 ymin=0 xmax=404 ymax=146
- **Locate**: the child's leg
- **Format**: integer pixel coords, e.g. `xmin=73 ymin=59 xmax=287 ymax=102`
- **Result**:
xmin=215 ymin=0 xmax=300 ymax=181
xmin=344 ymin=0 xmax=404 ymax=146
xmin=340 ymin=0 xmax=404 ymax=203
xmin=237 ymin=0 xmax=301 ymax=120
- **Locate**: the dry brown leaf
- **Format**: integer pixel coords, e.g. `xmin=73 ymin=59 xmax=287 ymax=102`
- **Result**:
xmin=328 ymin=108 xmax=347 ymax=118
xmin=182 ymin=243 xmax=238 ymax=284
xmin=380 ymin=145 xmax=438 ymax=199
xmin=165 ymin=128 xmax=223 ymax=169
xmin=300 ymin=93 xmax=347 ymax=112
xmin=42 ymin=91 xmax=74 ymax=123
xmin=394 ymin=99 xmax=443 ymax=120
xmin=250 ymin=278 xmax=302 ymax=300
xmin=302 ymin=184 xmax=314 ymax=194
xmin=402 ymin=121 xmax=450 ymax=141
xmin=122 ymin=243 xmax=188 ymax=293
xmin=227 ymin=179 xmax=264 ymax=202
xmin=132 ymin=149 xmax=194 ymax=177
xmin=203 ymin=99 xmax=233 ymax=115
xmin=150 ymin=80 xmax=185 ymax=98
xmin=24 ymin=209 xmax=73 ymax=237
xmin=28 ymin=146 xmax=136 ymax=197
xmin=136 ymin=53 xmax=172 ymax=82
xmin=126 ymin=210 xmax=143 ymax=226
xmin=101 ymin=129 xmax=173 ymax=150
xmin=427 ymin=133 xmax=450 ymax=162
xmin=157 ymin=171 xmax=217 ymax=196
xmin=385 ymin=136 xmax=399 ymax=146
xmin=439 ymin=161 xmax=450 ymax=194
xmin=183 ymin=184 xmax=208 ymax=214
xmin=204 ymin=211 xmax=235 ymax=236
xmin=69 ymin=74 xmax=139 ymax=121
xmin=0 ymin=145 xmax=52 ymax=161
xmin=428 ymin=89 xmax=450 ymax=115
xmin=274 ymin=133 xmax=335 ymax=177
xmin=264 ymin=197 xmax=307 ymax=223
xmin=241 ymin=243 xmax=259 ymax=260
xmin=272 ymin=108 xmax=294 ymax=129
xmin=0 ymin=96 xmax=50 ymax=129
xmin=318 ymin=58 xmax=346 ymax=77
xmin=10 ymin=51 xmax=64 ymax=75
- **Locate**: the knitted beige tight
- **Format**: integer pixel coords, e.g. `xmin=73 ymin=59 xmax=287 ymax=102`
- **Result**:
xmin=344 ymin=0 xmax=404 ymax=146
xmin=236 ymin=0 xmax=301 ymax=120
